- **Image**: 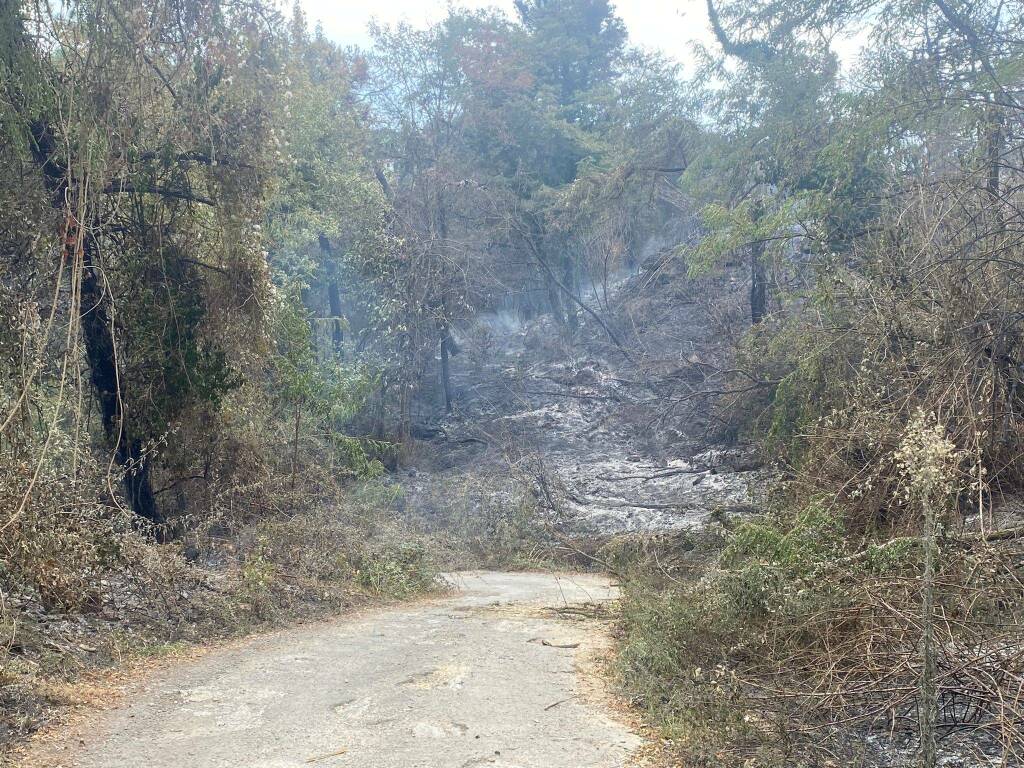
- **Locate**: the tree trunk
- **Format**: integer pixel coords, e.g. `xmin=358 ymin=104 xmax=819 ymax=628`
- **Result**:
xmin=750 ymin=243 xmax=767 ymax=325
xmin=986 ymin=107 xmax=1002 ymax=202
xmin=562 ymin=253 xmax=579 ymax=335
xmin=81 ymin=248 xmax=161 ymax=527
xmin=440 ymin=330 xmax=453 ymax=413
xmin=546 ymin=278 xmax=565 ymax=327
xmin=291 ymin=400 xmax=301 ymax=490
xmin=919 ymin=493 xmax=938 ymax=768
xmin=318 ymin=233 xmax=344 ymax=354
xmin=750 ymin=200 xmax=768 ymax=325
xmin=327 ymin=279 xmax=344 ymax=352
xmin=30 ymin=120 xmax=163 ymax=531
xmin=398 ymin=381 xmax=412 ymax=443
xmin=373 ymin=381 xmax=386 ymax=440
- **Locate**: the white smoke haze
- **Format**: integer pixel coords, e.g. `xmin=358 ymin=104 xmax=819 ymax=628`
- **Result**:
xmin=300 ymin=0 xmax=719 ymax=72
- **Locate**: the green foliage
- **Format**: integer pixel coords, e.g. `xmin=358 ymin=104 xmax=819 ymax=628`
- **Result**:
xmin=4 ymin=0 xmax=1024 ymax=759
xmin=684 ymin=195 xmax=810 ymax=276
xmin=615 ymin=543 xmax=764 ymax=765
xmin=515 ymin=0 xmax=626 ymax=117
xmin=269 ymin=286 xmax=385 ymax=479
xmin=239 ymin=553 xmax=278 ymax=619
xmin=613 ymin=511 xmax=879 ymax=764
xmin=716 ymin=505 xmax=846 ymax=624
xmin=449 ymin=491 xmax=554 ymax=569
xmin=124 ymin=254 xmax=245 ymax=436
xmin=352 ymin=542 xmax=437 ymax=599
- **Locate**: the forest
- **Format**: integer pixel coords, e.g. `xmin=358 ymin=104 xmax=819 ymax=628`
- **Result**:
xmin=1 ymin=0 xmax=1024 ymax=766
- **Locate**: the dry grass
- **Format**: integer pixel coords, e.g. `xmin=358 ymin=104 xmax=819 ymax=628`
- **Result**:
xmin=614 ymin=513 xmax=1024 ymax=767
xmin=0 ymin=476 xmax=447 ymax=762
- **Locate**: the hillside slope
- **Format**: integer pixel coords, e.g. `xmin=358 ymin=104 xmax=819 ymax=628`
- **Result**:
xmin=403 ymin=255 xmax=765 ymax=537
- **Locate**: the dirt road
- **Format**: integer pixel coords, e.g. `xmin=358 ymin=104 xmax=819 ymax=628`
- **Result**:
xmin=32 ymin=571 xmax=641 ymax=768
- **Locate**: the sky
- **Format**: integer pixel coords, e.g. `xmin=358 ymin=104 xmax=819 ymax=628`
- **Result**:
xmin=299 ymin=0 xmax=719 ymax=72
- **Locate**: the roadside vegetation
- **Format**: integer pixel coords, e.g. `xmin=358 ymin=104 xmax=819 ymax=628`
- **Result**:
xmin=3 ymin=0 xmax=1024 ymax=765
xmin=612 ymin=0 xmax=1024 ymax=764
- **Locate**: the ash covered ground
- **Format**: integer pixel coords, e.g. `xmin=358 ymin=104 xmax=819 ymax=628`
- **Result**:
xmin=401 ymin=256 xmax=768 ymax=536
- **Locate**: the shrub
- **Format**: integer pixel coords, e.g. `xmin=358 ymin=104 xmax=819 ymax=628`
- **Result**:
xmin=617 ymin=499 xmax=1024 ymax=765
xmin=353 ymin=542 xmax=437 ymax=598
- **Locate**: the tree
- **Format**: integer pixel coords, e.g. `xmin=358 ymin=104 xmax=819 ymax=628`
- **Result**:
xmin=5 ymin=0 xmax=286 ymax=531
xmin=502 ymin=0 xmax=631 ymax=333
xmin=514 ymin=0 xmax=627 ymax=122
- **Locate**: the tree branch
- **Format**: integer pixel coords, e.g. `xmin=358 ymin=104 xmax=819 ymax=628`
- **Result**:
xmin=705 ymin=0 xmax=777 ymax=63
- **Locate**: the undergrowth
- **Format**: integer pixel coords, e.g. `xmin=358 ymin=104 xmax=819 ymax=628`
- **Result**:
xmin=403 ymin=472 xmax=566 ymax=571
xmin=614 ymin=506 xmax=1024 ymax=767
xmin=0 ymin=477 xmax=444 ymax=759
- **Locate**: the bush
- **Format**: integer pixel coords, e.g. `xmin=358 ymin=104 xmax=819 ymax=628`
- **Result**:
xmin=353 ymin=542 xmax=437 ymax=598
xmin=616 ymin=501 xmax=1024 ymax=766
xmin=403 ymin=473 xmax=559 ymax=570
xmin=616 ymin=551 xmax=764 ymax=765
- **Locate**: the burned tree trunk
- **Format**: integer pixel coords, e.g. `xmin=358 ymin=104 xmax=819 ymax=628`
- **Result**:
xmin=440 ymin=330 xmax=453 ymax=413
xmin=79 ymin=245 xmax=160 ymax=527
xmin=318 ymin=233 xmax=344 ymax=354
xmin=546 ymin=278 xmax=565 ymax=328
xmin=30 ymin=120 xmax=163 ymax=531
xmin=562 ymin=253 xmax=579 ymax=335
xmin=327 ymin=280 xmax=344 ymax=351
xmin=750 ymin=200 xmax=768 ymax=325
xmin=750 ymin=241 xmax=767 ymax=325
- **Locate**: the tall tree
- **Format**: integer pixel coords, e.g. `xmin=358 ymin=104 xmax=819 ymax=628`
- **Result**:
xmin=5 ymin=0 xmax=285 ymax=531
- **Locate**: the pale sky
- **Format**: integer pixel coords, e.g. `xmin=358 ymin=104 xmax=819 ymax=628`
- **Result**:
xmin=299 ymin=1 xmax=719 ymax=73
